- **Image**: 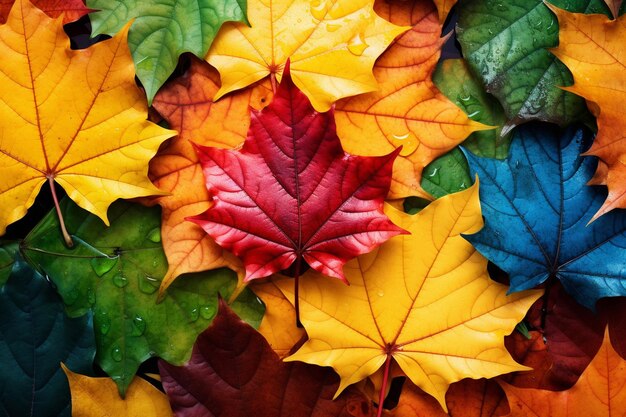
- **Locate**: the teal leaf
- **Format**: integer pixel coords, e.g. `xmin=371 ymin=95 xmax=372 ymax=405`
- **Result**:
xmin=0 ymin=257 xmax=95 ymax=417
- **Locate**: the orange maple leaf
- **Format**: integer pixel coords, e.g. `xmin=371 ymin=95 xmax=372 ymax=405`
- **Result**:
xmin=500 ymin=327 xmax=626 ymax=416
xmin=335 ymin=0 xmax=486 ymax=199
xmin=0 ymin=0 xmax=89 ymax=24
xmin=548 ymin=5 xmax=626 ymax=219
xmin=150 ymin=57 xmax=272 ymax=292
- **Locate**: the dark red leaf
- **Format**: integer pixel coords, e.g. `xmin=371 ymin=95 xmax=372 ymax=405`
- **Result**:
xmin=159 ymin=300 xmax=375 ymax=417
xmin=189 ymin=64 xmax=404 ymax=281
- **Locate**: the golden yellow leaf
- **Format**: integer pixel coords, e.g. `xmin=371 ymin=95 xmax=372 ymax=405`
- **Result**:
xmin=250 ymin=278 xmax=306 ymax=358
xmin=0 ymin=0 xmax=174 ymax=234
xmin=279 ymin=183 xmax=541 ymax=411
xmin=335 ymin=0 xmax=486 ymax=199
xmin=206 ymin=0 xmax=408 ymax=112
xmin=548 ymin=5 xmax=626 ymax=219
xmin=62 ymin=365 xmax=172 ymax=417
xmin=150 ymin=58 xmax=271 ymax=292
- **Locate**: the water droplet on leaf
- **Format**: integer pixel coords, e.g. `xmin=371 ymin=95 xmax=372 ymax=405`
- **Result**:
xmin=111 ymin=345 xmax=123 ymax=362
xmin=113 ymin=274 xmax=128 ymax=288
xmin=310 ymin=0 xmax=327 ymax=20
xmin=131 ymin=316 xmax=146 ymax=336
xmin=200 ymin=305 xmax=216 ymax=320
xmin=146 ymin=227 xmax=161 ymax=243
xmin=389 ymin=132 xmax=419 ymax=156
xmin=347 ymin=33 xmax=368 ymax=56
xmin=91 ymin=256 xmax=117 ymax=277
xmin=138 ymin=274 xmax=159 ymax=294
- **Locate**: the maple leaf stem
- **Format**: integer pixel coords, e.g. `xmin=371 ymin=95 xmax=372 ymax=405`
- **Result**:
xmin=377 ymin=354 xmax=393 ymax=417
xmin=48 ymin=176 xmax=73 ymax=248
xmin=270 ymin=72 xmax=277 ymax=94
xmin=294 ymin=254 xmax=302 ymax=328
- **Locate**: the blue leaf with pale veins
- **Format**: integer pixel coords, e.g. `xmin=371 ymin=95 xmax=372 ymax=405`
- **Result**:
xmin=463 ymin=125 xmax=626 ymax=310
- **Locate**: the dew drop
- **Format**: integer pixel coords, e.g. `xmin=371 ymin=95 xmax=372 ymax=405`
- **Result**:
xmin=310 ymin=0 xmax=327 ymax=20
xmin=200 ymin=305 xmax=217 ymax=320
xmin=458 ymin=92 xmax=472 ymax=102
xmin=189 ymin=307 xmax=200 ymax=322
xmin=87 ymin=288 xmax=96 ymax=305
xmin=131 ymin=316 xmax=146 ymax=336
xmin=113 ymin=274 xmax=128 ymax=288
xmin=428 ymin=167 xmax=439 ymax=177
xmin=146 ymin=227 xmax=161 ymax=243
xmin=377 ymin=291 xmax=384 ymax=297
xmin=91 ymin=257 xmax=117 ymax=277
xmin=389 ymin=132 xmax=419 ymax=156
xmin=138 ymin=274 xmax=159 ymax=294
xmin=347 ymin=33 xmax=368 ymax=56
xmin=111 ymin=345 xmax=123 ymax=362
xmin=97 ymin=310 xmax=111 ymax=335
xmin=325 ymin=23 xmax=340 ymax=32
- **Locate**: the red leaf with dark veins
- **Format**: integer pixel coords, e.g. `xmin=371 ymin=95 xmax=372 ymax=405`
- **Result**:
xmin=159 ymin=300 xmax=376 ymax=417
xmin=189 ymin=64 xmax=404 ymax=282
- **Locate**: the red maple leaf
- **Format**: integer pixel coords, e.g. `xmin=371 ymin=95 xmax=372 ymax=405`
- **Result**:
xmin=189 ymin=64 xmax=404 ymax=286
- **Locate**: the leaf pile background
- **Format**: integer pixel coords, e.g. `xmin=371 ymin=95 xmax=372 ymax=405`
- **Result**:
xmin=2 ymin=0 xmax=626 ymax=416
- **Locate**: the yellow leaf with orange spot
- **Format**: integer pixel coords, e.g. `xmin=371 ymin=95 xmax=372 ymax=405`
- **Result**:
xmin=206 ymin=0 xmax=409 ymax=112
xmin=280 ymin=183 xmax=541 ymax=411
xmin=0 ymin=0 xmax=174 ymax=234
xmin=335 ymin=0 xmax=487 ymax=199
xmin=548 ymin=5 xmax=626 ymax=219
xmin=150 ymin=58 xmax=272 ymax=292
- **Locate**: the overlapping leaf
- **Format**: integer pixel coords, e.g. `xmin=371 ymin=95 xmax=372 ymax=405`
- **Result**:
xmin=433 ymin=0 xmax=457 ymax=23
xmin=280 ymin=184 xmax=541 ymax=410
xmin=87 ymin=0 xmax=248 ymax=102
xmin=456 ymin=0 xmax=610 ymax=126
xmin=159 ymin=300 xmax=376 ymax=417
xmin=0 ymin=0 xmax=89 ymax=23
xmin=464 ymin=125 xmax=626 ymax=309
xmin=336 ymin=0 xmax=485 ymax=199
xmin=206 ymin=0 xmax=408 ymax=111
xmin=433 ymin=58 xmax=510 ymax=159
xmin=190 ymin=66 xmax=404 ymax=282
xmin=549 ymin=5 xmax=626 ymax=218
xmin=22 ymin=199 xmax=264 ymax=395
xmin=250 ymin=279 xmax=305 ymax=358
xmin=0 ymin=241 xmax=17 ymax=287
xmin=149 ymin=57 xmax=271 ymax=292
xmin=63 ymin=366 xmax=172 ymax=417
xmin=500 ymin=328 xmax=626 ymax=416
xmin=0 ymin=0 xmax=174 ymax=234
xmin=0 ymin=258 xmax=95 ymax=417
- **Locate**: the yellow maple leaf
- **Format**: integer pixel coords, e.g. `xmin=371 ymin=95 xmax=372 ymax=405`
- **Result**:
xmin=548 ymin=5 xmax=626 ymax=219
xmin=0 ymin=0 xmax=174 ymax=236
xmin=279 ymin=183 xmax=541 ymax=411
xmin=206 ymin=0 xmax=409 ymax=112
xmin=250 ymin=278 xmax=306 ymax=358
xmin=62 ymin=365 xmax=172 ymax=417
xmin=335 ymin=0 xmax=487 ymax=199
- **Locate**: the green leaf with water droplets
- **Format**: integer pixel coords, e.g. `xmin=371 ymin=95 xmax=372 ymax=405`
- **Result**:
xmin=0 ymin=241 xmax=18 ymax=288
xmin=86 ymin=0 xmax=248 ymax=103
xmin=420 ymin=148 xmax=472 ymax=199
xmin=0 ymin=256 xmax=95 ymax=417
xmin=22 ymin=199 xmax=264 ymax=396
xmin=456 ymin=0 xmax=609 ymax=126
xmin=433 ymin=58 xmax=510 ymax=159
